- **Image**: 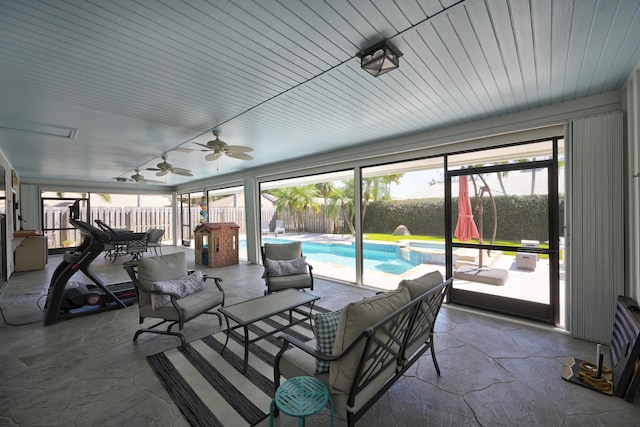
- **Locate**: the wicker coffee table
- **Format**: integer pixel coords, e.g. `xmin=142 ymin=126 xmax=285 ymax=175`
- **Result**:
xmin=219 ymin=289 xmax=320 ymax=373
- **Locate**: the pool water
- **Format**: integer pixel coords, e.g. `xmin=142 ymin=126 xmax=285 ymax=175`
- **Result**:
xmin=254 ymin=238 xmax=416 ymax=275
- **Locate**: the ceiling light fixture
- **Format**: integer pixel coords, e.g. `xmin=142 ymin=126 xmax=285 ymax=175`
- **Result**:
xmin=357 ymin=39 xmax=403 ymax=77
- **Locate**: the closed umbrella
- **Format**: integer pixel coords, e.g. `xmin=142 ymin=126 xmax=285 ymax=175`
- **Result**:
xmin=454 ymin=174 xmax=480 ymax=242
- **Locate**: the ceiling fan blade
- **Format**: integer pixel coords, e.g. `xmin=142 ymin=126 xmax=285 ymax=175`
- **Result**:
xmin=173 ymin=147 xmax=199 ymax=153
xmin=226 ymin=152 xmax=254 ymax=160
xmin=156 ymin=170 xmax=169 ymax=177
xmin=146 ymin=167 xmax=161 ymax=171
xmin=172 ymin=168 xmax=193 ymax=176
xmin=226 ymin=145 xmax=253 ymax=153
xmin=193 ymin=142 xmax=214 ymax=150
xmin=205 ymin=152 xmax=223 ymax=161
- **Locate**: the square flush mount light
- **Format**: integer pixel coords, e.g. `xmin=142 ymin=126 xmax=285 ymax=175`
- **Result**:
xmin=357 ymin=39 xmax=403 ymax=77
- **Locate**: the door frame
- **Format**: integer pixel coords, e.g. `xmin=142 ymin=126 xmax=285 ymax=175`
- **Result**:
xmin=445 ymin=138 xmax=561 ymax=325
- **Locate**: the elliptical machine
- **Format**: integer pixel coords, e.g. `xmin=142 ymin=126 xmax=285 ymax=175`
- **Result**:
xmin=43 ymin=201 xmax=137 ymax=326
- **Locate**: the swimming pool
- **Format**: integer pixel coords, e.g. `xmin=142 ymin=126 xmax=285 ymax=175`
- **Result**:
xmin=257 ymin=238 xmax=417 ymax=275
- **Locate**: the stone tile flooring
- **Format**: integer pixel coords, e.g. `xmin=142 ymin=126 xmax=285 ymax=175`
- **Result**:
xmin=0 ymin=246 xmax=638 ymax=426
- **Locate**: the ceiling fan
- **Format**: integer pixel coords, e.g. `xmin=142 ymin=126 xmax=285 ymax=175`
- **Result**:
xmin=146 ymin=154 xmax=193 ymax=177
xmin=115 ymin=169 xmax=164 ymax=184
xmin=193 ymin=129 xmax=254 ymax=161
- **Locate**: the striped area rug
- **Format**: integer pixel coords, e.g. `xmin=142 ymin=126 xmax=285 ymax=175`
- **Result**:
xmin=147 ymin=308 xmax=325 ymax=427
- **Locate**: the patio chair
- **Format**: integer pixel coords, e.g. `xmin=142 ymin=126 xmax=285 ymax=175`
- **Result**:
xmin=274 ymin=220 xmax=286 ymax=236
xmin=125 ymin=232 xmax=149 ymax=262
xmin=261 ymin=241 xmax=313 ymax=295
xmin=123 ymin=252 xmax=225 ymax=349
xmin=146 ymin=228 xmax=165 ymax=255
xmin=261 ymin=220 xmax=271 ymax=234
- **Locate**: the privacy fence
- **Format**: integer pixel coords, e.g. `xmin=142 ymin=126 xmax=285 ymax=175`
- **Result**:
xmin=44 ymin=207 xmax=174 ymax=248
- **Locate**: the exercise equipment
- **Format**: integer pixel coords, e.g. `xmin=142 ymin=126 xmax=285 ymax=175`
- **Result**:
xmin=43 ymin=202 xmax=137 ymax=326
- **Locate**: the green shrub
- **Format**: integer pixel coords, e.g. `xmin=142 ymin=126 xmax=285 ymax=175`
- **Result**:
xmin=364 ymin=195 xmax=564 ymax=242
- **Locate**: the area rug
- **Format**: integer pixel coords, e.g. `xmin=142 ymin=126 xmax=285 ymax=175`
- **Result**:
xmin=147 ymin=307 xmax=326 ymax=427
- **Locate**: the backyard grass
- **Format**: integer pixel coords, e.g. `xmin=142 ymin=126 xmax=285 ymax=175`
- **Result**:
xmin=364 ymin=233 xmax=444 ymax=242
xmin=364 ymin=233 xmax=551 ymax=258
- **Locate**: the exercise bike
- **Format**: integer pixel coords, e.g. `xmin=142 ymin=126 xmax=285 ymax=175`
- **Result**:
xmin=43 ymin=202 xmax=138 ymax=325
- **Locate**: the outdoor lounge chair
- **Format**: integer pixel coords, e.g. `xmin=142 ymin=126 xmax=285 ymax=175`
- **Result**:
xmin=123 ymin=252 xmax=225 ymax=349
xmin=261 ymin=241 xmax=313 ymax=295
xmin=274 ymin=220 xmax=286 ymax=236
xmin=261 ymin=220 xmax=271 ymax=234
xmin=146 ymin=228 xmax=165 ymax=255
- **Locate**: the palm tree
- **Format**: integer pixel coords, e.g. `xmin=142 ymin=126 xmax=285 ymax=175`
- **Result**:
xmin=327 ymin=186 xmax=354 ymax=234
xmin=333 ymin=174 xmax=403 ymax=235
xmin=293 ymin=185 xmax=320 ymax=231
xmin=314 ymin=182 xmax=335 ymax=204
xmin=315 ymin=182 xmax=335 ymax=232
xmin=361 ymin=174 xmax=402 ymax=220
xmin=270 ymin=185 xmax=319 ymax=232
xmin=271 ymin=187 xmax=297 ymax=222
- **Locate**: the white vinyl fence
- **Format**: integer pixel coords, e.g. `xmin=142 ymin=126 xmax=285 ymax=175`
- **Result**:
xmin=43 ymin=206 xmax=336 ymax=249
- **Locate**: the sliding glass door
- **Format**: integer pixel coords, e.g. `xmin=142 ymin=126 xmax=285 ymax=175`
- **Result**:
xmin=178 ymin=191 xmax=204 ymax=247
xmin=260 ymin=170 xmax=356 ymax=284
xmin=445 ymin=138 xmax=563 ymax=324
xmin=361 ymin=158 xmax=445 ymax=288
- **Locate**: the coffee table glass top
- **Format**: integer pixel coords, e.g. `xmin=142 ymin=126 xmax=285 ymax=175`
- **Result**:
xmin=219 ymin=288 xmax=320 ymax=325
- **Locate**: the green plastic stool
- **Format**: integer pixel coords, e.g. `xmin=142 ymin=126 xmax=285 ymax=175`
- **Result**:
xmin=270 ymin=376 xmax=334 ymax=427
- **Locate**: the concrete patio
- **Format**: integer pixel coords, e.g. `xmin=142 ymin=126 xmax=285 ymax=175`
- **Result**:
xmin=0 ymin=245 xmax=638 ymax=426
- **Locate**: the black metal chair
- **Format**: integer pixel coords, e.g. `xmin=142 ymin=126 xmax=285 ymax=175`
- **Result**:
xmin=261 ymin=241 xmax=313 ymax=294
xmin=125 ymin=232 xmax=149 ymax=261
xmin=123 ymin=252 xmax=224 ymax=349
xmin=146 ymin=228 xmax=165 ymax=255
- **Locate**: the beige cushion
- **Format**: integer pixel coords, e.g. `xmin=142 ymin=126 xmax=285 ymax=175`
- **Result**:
xmin=263 ymin=242 xmax=302 ymax=260
xmin=400 ymin=272 xmax=445 ymax=361
xmin=138 ymin=283 xmax=224 ymax=322
xmin=137 ymin=253 xmax=189 ymax=309
xmin=330 ymin=286 xmax=411 ymax=392
xmin=279 ymin=339 xmax=322 ymax=377
xmin=398 ymin=270 xmax=443 ymax=300
xmin=267 ymin=274 xmax=313 ymax=291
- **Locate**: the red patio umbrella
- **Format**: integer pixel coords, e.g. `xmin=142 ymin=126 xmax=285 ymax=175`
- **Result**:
xmin=454 ymin=174 xmax=480 ymax=242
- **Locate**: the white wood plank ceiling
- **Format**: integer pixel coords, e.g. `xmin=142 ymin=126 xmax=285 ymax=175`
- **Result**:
xmin=0 ymin=0 xmax=639 ymax=187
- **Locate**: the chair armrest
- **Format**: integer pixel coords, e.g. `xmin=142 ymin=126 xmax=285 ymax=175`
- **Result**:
xmin=278 ymin=333 xmax=337 ymax=361
xmin=278 ymin=330 xmax=371 ymax=363
xmin=204 ymin=275 xmax=224 ymax=292
xmin=147 ymin=288 xmax=182 ymax=299
xmin=274 ymin=333 xmax=339 ymax=383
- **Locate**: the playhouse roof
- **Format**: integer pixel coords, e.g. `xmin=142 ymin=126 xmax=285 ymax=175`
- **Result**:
xmin=194 ymin=222 xmax=240 ymax=233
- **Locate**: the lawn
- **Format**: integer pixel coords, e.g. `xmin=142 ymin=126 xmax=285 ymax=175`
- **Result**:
xmin=364 ymin=233 xmax=551 ymax=258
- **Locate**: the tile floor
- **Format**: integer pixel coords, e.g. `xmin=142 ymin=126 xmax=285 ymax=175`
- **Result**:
xmin=0 ymin=246 xmax=638 ymax=426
